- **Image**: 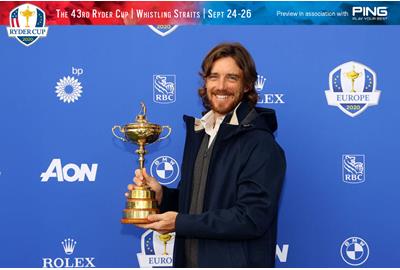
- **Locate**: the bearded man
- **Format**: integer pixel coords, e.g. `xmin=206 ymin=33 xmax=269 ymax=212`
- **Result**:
xmin=129 ymin=42 xmax=286 ymax=267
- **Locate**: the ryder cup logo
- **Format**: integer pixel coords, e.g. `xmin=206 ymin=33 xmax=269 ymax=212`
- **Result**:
xmin=148 ymin=25 xmax=179 ymax=37
xmin=340 ymin=237 xmax=369 ymax=266
xmin=150 ymin=156 xmax=179 ymax=185
xmin=137 ymin=230 xmax=175 ymax=267
xmin=325 ymin=61 xmax=381 ymax=117
xmin=7 ymin=3 xmax=48 ymax=46
xmin=342 ymin=155 xmax=365 ymax=184
xmin=153 ymin=75 xmax=176 ymax=104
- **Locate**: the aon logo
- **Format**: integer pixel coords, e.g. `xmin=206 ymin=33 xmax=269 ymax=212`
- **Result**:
xmin=41 ymin=159 xmax=98 ymax=182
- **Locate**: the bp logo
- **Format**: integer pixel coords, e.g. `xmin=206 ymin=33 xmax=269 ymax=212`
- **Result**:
xmin=137 ymin=230 xmax=175 ymax=267
xmin=325 ymin=61 xmax=381 ymax=117
xmin=7 ymin=3 xmax=48 ymax=46
xmin=340 ymin=237 xmax=369 ymax=266
xmin=150 ymin=156 xmax=179 ymax=185
xmin=55 ymin=76 xmax=83 ymax=103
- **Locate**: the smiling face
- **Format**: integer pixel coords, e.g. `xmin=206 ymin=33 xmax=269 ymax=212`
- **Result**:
xmin=205 ymin=57 xmax=247 ymax=117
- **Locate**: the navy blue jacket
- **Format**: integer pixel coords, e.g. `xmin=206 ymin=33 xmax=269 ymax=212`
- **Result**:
xmin=160 ymin=101 xmax=286 ymax=267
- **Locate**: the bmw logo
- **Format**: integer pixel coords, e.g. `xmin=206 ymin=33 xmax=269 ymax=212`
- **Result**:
xmin=150 ymin=156 xmax=180 ymax=185
xmin=340 ymin=236 xmax=369 ymax=266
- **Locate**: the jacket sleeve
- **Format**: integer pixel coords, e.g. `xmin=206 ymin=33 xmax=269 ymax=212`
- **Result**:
xmin=159 ymin=185 xmax=179 ymax=213
xmin=175 ymin=137 xmax=286 ymax=240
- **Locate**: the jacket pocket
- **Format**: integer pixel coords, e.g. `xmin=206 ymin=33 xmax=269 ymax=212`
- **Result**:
xmin=228 ymin=241 xmax=248 ymax=267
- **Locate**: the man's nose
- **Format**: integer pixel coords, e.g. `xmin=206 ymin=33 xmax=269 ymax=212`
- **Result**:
xmin=217 ymin=77 xmax=227 ymax=90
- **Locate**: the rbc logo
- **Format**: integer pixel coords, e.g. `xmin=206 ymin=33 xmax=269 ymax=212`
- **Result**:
xmin=40 ymin=159 xmax=98 ymax=182
xmin=340 ymin=237 xmax=369 ymax=266
xmin=342 ymin=154 xmax=365 ymax=184
xmin=150 ymin=156 xmax=179 ymax=185
xmin=153 ymin=75 xmax=176 ymax=104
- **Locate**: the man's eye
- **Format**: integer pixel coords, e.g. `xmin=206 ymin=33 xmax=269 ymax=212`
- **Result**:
xmin=208 ymin=75 xmax=218 ymax=80
xmin=228 ymin=75 xmax=239 ymax=81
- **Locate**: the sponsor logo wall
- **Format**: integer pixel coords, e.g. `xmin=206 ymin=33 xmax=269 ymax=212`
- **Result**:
xmin=1 ymin=1 xmax=399 ymax=268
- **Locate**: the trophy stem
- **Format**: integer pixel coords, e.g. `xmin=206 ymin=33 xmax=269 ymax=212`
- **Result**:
xmin=136 ymin=140 xmax=146 ymax=170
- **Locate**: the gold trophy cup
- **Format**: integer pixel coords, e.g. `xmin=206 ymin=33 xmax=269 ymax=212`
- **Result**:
xmin=112 ymin=102 xmax=171 ymax=224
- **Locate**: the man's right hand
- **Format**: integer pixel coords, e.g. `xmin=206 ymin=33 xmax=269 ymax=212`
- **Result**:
xmin=126 ymin=168 xmax=163 ymax=206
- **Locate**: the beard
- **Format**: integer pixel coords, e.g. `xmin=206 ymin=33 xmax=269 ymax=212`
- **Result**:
xmin=207 ymin=89 xmax=244 ymax=115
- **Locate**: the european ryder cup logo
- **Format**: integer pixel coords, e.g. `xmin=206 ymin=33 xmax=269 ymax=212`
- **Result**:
xmin=137 ymin=230 xmax=175 ymax=267
xmin=342 ymin=154 xmax=365 ymax=184
xmin=148 ymin=25 xmax=179 ymax=37
xmin=7 ymin=3 xmax=48 ymax=46
xmin=325 ymin=61 xmax=381 ymax=117
xmin=340 ymin=237 xmax=369 ymax=266
xmin=153 ymin=75 xmax=176 ymax=104
xmin=151 ymin=156 xmax=179 ymax=185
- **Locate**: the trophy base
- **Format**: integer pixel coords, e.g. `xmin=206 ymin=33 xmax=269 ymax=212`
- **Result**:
xmin=121 ymin=208 xmax=159 ymax=224
xmin=121 ymin=218 xmax=152 ymax=224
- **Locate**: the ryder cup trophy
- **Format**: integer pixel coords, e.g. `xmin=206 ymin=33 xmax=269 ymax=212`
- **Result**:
xmin=112 ymin=102 xmax=171 ymax=224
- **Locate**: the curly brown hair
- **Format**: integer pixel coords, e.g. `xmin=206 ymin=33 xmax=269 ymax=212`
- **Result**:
xmin=198 ymin=43 xmax=259 ymax=111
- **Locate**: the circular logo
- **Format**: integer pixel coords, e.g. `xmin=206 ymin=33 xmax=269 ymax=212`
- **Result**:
xmin=150 ymin=156 xmax=179 ymax=185
xmin=55 ymin=76 xmax=83 ymax=103
xmin=340 ymin=237 xmax=369 ymax=266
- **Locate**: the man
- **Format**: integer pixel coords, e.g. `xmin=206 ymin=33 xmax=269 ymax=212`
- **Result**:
xmin=128 ymin=43 xmax=286 ymax=267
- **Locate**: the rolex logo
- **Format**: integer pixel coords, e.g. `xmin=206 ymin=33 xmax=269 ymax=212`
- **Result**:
xmin=42 ymin=238 xmax=95 ymax=268
xmin=62 ymin=238 xmax=77 ymax=255
xmin=255 ymin=75 xmax=266 ymax=91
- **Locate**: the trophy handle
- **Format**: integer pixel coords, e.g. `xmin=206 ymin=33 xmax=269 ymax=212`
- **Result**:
xmin=112 ymin=125 xmax=127 ymax=142
xmin=157 ymin=126 xmax=171 ymax=142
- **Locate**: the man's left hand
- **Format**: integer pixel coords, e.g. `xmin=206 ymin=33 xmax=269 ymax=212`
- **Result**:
xmin=136 ymin=211 xmax=178 ymax=234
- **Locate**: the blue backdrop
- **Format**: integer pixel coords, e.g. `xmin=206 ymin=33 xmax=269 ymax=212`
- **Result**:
xmin=0 ymin=25 xmax=399 ymax=267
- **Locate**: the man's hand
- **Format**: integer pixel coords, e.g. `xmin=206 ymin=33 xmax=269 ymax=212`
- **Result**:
xmin=126 ymin=168 xmax=163 ymax=205
xmin=136 ymin=212 xmax=178 ymax=234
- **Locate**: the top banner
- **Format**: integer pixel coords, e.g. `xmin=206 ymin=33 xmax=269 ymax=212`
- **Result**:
xmin=0 ymin=1 xmax=399 ymax=25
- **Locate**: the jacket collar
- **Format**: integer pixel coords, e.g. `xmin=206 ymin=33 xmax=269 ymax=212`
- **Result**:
xmin=192 ymin=102 xmax=245 ymax=131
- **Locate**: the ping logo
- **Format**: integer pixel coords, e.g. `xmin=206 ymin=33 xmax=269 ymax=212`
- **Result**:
xmin=40 ymin=159 xmax=98 ymax=183
xmin=352 ymin=6 xmax=388 ymax=17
